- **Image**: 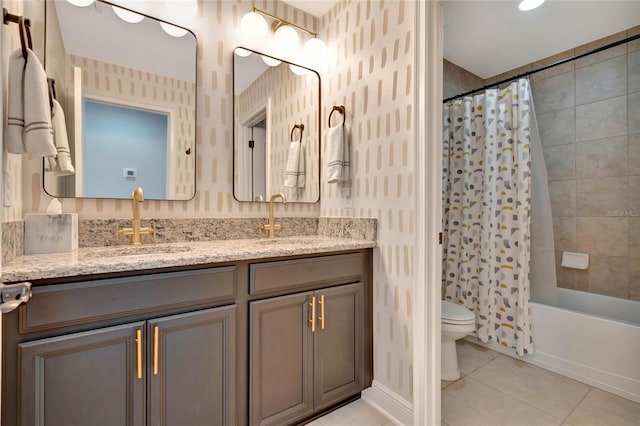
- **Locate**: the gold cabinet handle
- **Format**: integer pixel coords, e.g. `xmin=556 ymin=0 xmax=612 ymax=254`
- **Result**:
xmin=318 ymin=294 xmax=325 ymax=330
xmin=309 ymin=296 xmax=316 ymax=332
xmin=136 ymin=329 xmax=143 ymax=379
xmin=153 ymin=326 xmax=159 ymax=375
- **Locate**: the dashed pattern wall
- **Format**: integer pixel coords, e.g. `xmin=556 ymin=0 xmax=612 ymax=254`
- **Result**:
xmin=5 ymin=0 xmax=320 ymax=220
xmin=66 ymin=54 xmax=196 ymax=198
xmin=319 ymin=0 xmax=415 ymax=401
xmin=236 ymin=62 xmax=319 ymax=202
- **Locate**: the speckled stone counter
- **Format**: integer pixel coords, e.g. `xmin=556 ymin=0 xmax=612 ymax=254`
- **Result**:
xmin=3 ymin=235 xmax=376 ymax=282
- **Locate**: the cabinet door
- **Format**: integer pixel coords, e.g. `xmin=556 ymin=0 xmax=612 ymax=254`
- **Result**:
xmin=19 ymin=322 xmax=146 ymax=426
xmin=250 ymin=292 xmax=314 ymax=426
xmin=148 ymin=305 xmax=236 ymax=426
xmin=314 ymin=282 xmax=365 ymax=410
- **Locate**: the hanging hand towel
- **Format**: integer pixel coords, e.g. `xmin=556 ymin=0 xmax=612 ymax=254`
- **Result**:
xmin=6 ymin=49 xmax=26 ymax=154
xmin=326 ymin=123 xmax=350 ymax=183
xmin=50 ymin=99 xmax=75 ymax=176
xmin=284 ymin=140 xmax=305 ymax=188
xmin=6 ymin=49 xmax=56 ymax=157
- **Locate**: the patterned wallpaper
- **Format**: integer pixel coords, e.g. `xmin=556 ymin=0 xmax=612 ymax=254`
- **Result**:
xmin=319 ymin=0 xmax=415 ymax=401
xmin=235 ymin=60 xmax=319 ymax=202
xmin=3 ymin=0 xmax=321 ymax=221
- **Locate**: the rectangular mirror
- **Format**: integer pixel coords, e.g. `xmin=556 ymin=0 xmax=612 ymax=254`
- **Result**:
xmin=44 ymin=0 xmax=197 ymax=200
xmin=233 ymin=47 xmax=320 ymax=203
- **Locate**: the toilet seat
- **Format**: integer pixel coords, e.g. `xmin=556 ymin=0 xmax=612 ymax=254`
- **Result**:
xmin=442 ymin=300 xmax=475 ymax=325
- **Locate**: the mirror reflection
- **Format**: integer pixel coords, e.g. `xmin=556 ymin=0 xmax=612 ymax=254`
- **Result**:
xmin=43 ymin=0 xmax=197 ymax=200
xmin=233 ymin=48 xmax=320 ymax=203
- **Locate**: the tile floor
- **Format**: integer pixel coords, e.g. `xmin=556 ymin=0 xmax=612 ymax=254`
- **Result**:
xmin=308 ymin=340 xmax=640 ymax=426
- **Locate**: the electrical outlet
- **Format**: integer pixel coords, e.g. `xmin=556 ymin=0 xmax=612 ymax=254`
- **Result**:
xmin=3 ymin=171 xmax=14 ymax=207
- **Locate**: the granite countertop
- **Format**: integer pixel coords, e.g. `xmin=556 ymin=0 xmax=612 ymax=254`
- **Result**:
xmin=2 ymin=236 xmax=376 ymax=282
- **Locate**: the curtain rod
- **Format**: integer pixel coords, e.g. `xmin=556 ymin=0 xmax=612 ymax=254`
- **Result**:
xmin=443 ymin=33 xmax=640 ymax=103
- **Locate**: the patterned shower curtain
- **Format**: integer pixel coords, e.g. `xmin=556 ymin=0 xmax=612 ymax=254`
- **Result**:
xmin=442 ymin=79 xmax=533 ymax=356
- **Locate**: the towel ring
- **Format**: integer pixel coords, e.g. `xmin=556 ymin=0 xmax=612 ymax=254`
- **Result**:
xmin=291 ymin=124 xmax=304 ymax=142
xmin=328 ymin=105 xmax=345 ymax=127
xmin=3 ymin=9 xmax=28 ymax=59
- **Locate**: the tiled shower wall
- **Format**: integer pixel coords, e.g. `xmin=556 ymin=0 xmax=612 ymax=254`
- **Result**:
xmin=445 ymin=26 xmax=640 ymax=301
xmin=531 ymin=28 xmax=640 ymax=302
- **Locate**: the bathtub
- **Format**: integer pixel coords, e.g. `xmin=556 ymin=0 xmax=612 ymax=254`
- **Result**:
xmin=471 ymin=288 xmax=640 ymax=403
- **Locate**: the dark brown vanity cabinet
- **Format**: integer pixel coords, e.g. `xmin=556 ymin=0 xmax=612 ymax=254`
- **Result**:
xmin=3 ymin=267 xmax=238 ymax=426
xmin=248 ymin=253 xmax=372 ymax=426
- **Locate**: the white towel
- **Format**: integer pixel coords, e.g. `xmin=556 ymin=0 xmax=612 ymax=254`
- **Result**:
xmin=6 ymin=49 xmax=56 ymax=157
xmin=326 ymin=124 xmax=350 ymax=183
xmin=49 ymin=99 xmax=75 ymax=176
xmin=284 ymin=139 xmax=305 ymax=188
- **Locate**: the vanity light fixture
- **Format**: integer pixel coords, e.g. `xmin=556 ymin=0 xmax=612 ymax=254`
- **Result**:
xmin=112 ymin=5 xmax=144 ymax=23
xmin=241 ymin=7 xmax=326 ymax=69
xmin=160 ymin=21 xmax=188 ymax=37
xmin=518 ymin=0 xmax=545 ymax=11
xmin=65 ymin=0 xmax=95 ymax=6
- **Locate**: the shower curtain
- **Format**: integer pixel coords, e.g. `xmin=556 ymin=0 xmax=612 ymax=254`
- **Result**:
xmin=442 ymin=79 xmax=534 ymax=356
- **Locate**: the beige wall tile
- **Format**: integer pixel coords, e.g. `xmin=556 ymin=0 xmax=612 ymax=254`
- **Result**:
xmin=549 ymin=180 xmax=576 ymax=217
xmin=576 ymin=217 xmax=628 ymax=257
xmin=575 ymin=136 xmax=628 ymax=178
xmin=576 ymin=96 xmax=627 ymax=142
xmin=629 ymin=176 xmax=640 ymax=210
xmin=537 ymin=108 xmax=575 ymax=147
xmin=630 ymin=218 xmax=640 ymax=259
xmin=627 ymin=25 xmax=640 ymax=53
xmin=555 ymin=250 xmax=576 ymax=289
xmin=543 ymin=145 xmax=575 ymax=181
xmin=530 ymin=72 xmax=575 ymax=114
xmin=629 ymin=92 xmax=640 ymax=134
xmin=579 ymin=255 xmax=629 ymax=298
xmin=630 ymin=259 xmax=640 ymax=301
xmin=575 ymin=56 xmax=627 ymax=105
xmin=530 ymin=49 xmax=575 ymax=83
xmin=574 ymin=31 xmax=628 ymax=68
xmin=629 ymin=51 xmax=640 ymax=93
xmin=553 ymin=217 xmax=576 ymax=252
xmin=629 ymin=133 xmax=640 ymax=175
xmin=576 ymin=177 xmax=627 ymax=217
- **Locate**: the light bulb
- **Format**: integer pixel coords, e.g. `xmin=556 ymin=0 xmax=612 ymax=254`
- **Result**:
xmin=289 ymin=64 xmax=307 ymax=76
xmin=262 ymin=55 xmax=281 ymax=67
xmin=112 ymin=6 xmax=144 ymax=23
xmin=65 ymin=0 xmax=95 ymax=6
xmin=164 ymin=0 xmax=197 ymax=20
xmin=160 ymin=22 xmax=188 ymax=37
xmin=303 ymin=38 xmax=326 ymax=69
xmin=241 ymin=12 xmax=268 ymax=43
xmin=235 ymin=48 xmax=252 ymax=57
xmin=273 ymin=25 xmax=299 ymax=53
xmin=518 ymin=0 xmax=545 ymax=11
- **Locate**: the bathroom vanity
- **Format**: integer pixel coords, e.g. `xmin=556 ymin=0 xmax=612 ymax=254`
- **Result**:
xmin=1 ymin=237 xmax=374 ymax=426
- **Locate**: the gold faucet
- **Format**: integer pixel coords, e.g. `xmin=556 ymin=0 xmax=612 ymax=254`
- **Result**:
xmin=115 ymin=187 xmax=156 ymax=245
xmin=260 ymin=193 xmax=287 ymax=239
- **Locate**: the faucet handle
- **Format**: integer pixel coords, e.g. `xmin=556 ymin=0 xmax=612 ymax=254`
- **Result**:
xmin=115 ymin=223 xmax=122 ymax=240
xmin=150 ymin=222 xmax=157 ymax=242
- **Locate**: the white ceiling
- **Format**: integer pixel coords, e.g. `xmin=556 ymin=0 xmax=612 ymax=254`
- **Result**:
xmin=283 ymin=0 xmax=640 ymax=79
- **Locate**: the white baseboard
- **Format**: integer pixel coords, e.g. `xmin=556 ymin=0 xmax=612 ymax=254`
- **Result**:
xmin=361 ymin=380 xmax=413 ymax=426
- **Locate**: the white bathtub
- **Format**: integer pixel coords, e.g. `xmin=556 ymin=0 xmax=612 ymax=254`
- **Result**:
xmin=472 ymin=288 xmax=640 ymax=403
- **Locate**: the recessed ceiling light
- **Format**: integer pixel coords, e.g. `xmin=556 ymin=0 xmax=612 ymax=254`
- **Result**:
xmin=518 ymin=0 xmax=545 ymax=11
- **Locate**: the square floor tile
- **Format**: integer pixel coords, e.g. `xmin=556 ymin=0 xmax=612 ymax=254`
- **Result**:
xmin=563 ymin=389 xmax=640 ymax=426
xmin=442 ymin=377 xmax=562 ymax=426
xmin=468 ymin=355 xmax=590 ymax=419
xmin=456 ymin=340 xmax=501 ymax=376
xmin=306 ymin=399 xmax=391 ymax=426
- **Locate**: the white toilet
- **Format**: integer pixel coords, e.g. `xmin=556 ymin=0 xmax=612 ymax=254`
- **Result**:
xmin=441 ymin=300 xmax=476 ymax=381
